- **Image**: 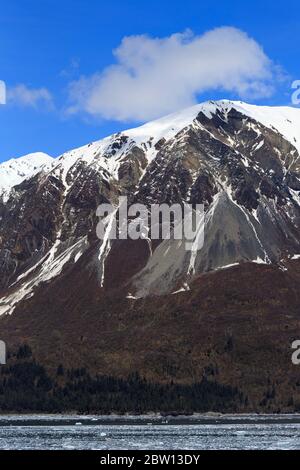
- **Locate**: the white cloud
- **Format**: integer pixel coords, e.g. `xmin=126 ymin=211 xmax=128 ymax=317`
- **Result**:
xmin=7 ymin=84 xmax=53 ymax=109
xmin=67 ymin=27 xmax=277 ymax=122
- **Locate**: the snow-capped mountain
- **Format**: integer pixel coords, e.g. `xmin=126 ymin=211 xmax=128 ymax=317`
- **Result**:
xmin=1 ymin=100 xmax=300 ymax=316
xmin=0 ymin=152 xmax=53 ymax=202
xmin=48 ymin=100 xmax=300 ymax=182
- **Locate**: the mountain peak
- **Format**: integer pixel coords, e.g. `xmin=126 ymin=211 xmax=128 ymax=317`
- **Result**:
xmin=52 ymin=100 xmax=300 ymax=184
xmin=0 ymin=152 xmax=53 ymax=201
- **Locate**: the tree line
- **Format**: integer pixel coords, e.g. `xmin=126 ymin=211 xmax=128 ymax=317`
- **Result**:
xmin=0 ymin=345 xmax=245 ymax=414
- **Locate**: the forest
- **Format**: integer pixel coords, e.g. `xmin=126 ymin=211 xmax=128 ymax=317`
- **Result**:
xmin=0 ymin=345 xmax=245 ymax=413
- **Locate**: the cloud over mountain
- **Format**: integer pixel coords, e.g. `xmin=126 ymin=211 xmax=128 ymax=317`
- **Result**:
xmin=67 ymin=27 xmax=276 ymax=122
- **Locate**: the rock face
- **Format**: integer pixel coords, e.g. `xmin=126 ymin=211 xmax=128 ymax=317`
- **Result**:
xmin=1 ymin=100 xmax=300 ymax=313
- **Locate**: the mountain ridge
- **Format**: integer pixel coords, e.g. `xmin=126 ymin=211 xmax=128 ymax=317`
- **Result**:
xmin=3 ymin=99 xmax=300 ymax=186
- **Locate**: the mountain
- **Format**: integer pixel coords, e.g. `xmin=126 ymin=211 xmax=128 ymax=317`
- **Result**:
xmin=1 ymin=99 xmax=300 ymax=308
xmin=1 ymin=100 xmax=300 ymax=412
xmin=0 ymin=152 xmax=53 ymax=202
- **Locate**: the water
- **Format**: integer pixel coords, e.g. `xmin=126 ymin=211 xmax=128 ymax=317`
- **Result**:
xmin=0 ymin=415 xmax=300 ymax=449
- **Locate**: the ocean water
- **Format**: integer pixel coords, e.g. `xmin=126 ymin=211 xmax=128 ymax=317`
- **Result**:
xmin=0 ymin=415 xmax=300 ymax=450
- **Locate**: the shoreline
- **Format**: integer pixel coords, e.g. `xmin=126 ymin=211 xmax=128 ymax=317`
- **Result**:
xmin=1 ymin=413 xmax=300 ymax=426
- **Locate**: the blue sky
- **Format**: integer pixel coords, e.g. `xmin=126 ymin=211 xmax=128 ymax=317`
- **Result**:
xmin=0 ymin=0 xmax=299 ymax=163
